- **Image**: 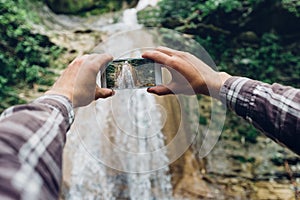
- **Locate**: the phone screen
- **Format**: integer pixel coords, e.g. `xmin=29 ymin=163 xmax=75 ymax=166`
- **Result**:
xmin=101 ymin=58 xmax=162 ymax=89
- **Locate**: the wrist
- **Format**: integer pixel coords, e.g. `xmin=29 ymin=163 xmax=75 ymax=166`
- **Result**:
xmin=45 ymin=89 xmax=73 ymax=105
xmin=219 ymin=72 xmax=232 ymax=86
xmin=216 ymin=72 xmax=232 ymax=100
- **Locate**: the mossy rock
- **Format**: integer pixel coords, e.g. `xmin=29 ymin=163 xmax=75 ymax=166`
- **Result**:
xmin=45 ymin=0 xmax=138 ymax=14
xmin=45 ymin=0 xmax=97 ymax=14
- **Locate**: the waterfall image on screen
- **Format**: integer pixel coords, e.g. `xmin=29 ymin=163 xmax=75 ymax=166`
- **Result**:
xmin=104 ymin=58 xmax=161 ymax=89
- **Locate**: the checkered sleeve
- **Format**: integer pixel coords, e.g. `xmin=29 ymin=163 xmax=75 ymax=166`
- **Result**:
xmin=0 ymin=94 xmax=74 ymax=200
xmin=220 ymin=77 xmax=300 ymax=154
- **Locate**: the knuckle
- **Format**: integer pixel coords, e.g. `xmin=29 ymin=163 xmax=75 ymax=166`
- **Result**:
xmin=178 ymin=51 xmax=190 ymax=58
xmin=103 ymin=53 xmax=113 ymax=61
xmin=70 ymin=57 xmax=84 ymax=66
xmin=151 ymin=51 xmax=161 ymax=58
xmin=103 ymin=53 xmax=112 ymax=58
xmin=168 ymin=58 xmax=177 ymax=67
xmin=168 ymin=58 xmax=180 ymax=70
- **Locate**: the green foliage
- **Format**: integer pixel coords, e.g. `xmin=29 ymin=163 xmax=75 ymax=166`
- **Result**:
xmin=237 ymin=124 xmax=258 ymax=143
xmin=0 ymin=0 xmax=63 ymax=111
xmin=78 ymin=0 xmax=124 ymax=16
xmin=199 ymin=116 xmax=208 ymax=125
xmin=156 ymin=0 xmax=261 ymax=28
xmin=282 ymin=0 xmax=300 ymax=17
xmin=231 ymin=155 xmax=256 ymax=163
xmin=270 ymin=153 xmax=285 ymax=166
xmin=194 ymin=0 xmax=243 ymax=18
xmin=138 ymin=0 xmax=300 ymax=144
xmin=221 ymin=111 xmax=259 ymax=143
xmin=226 ymin=33 xmax=299 ymax=86
xmin=137 ymin=6 xmax=161 ymax=27
xmin=195 ymin=35 xmax=228 ymax=64
xmin=198 ymin=32 xmax=299 ymax=142
xmin=46 ymin=0 xmax=95 ymax=14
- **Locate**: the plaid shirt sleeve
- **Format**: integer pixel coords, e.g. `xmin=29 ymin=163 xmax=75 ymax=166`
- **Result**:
xmin=220 ymin=76 xmax=300 ymax=154
xmin=0 ymin=94 xmax=74 ymax=200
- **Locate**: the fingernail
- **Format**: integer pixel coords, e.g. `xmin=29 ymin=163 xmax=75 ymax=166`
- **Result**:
xmin=111 ymin=89 xmax=115 ymax=96
xmin=147 ymin=87 xmax=154 ymax=93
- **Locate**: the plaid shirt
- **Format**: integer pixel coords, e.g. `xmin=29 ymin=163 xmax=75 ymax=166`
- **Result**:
xmin=0 ymin=95 xmax=73 ymax=200
xmin=220 ymin=77 xmax=300 ymax=154
xmin=0 ymin=77 xmax=299 ymax=199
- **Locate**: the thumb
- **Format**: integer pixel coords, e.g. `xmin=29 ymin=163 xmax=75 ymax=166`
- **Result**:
xmin=147 ymin=85 xmax=173 ymax=96
xmin=95 ymin=87 xmax=115 ymax=100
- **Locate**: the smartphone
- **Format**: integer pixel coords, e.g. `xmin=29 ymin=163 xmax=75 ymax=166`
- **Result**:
xmin=100 ymin=58 xmax=162 ymax=89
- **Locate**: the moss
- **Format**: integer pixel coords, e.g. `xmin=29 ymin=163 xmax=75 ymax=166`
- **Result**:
xmin=137 ymin=6 xmax=161 ymax=27
xmin=45 ymin=0 xmax=95 ymax=14
xmin=45 ymin=0 xmax=137 ymax=15
xmin=232 ymin=155 xmax=256 ymax=163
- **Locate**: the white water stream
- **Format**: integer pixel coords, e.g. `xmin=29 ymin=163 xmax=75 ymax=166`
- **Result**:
xmin=26 ymin=0 xmax=227 ymax=198
xmin=63 ymin=1 xmax=174 ymax=199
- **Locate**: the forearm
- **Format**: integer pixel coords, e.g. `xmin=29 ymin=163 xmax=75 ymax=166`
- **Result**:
xmin=220 ymin=77 xmax=300 ymax=154
xmin=0 ymin=95 xmax=73 ymax=199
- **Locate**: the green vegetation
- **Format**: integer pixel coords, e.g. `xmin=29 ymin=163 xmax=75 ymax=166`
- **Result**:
xmin=231 ymin=155 xmax=256 ymax=163
xmin=138 ymin=0 xmax=300 ymax=143
xmin=196 ymin=33 xmax=300 ymax=87
xmin=1 ymin=0 xmax=299 ymax=146
xmin=0 ymin=0 xmax=63 ymax=111
xmin=45 ymin=0 xmax=96 ymax=14
xmin=282 ymin=0 xmax=300 ymax=17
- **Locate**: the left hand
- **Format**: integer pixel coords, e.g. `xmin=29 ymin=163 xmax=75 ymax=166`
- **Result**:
xmin=142 ymin=47 xmax=231 ymax=99
xmin=46 ymin=54 xmax=114 ymax=108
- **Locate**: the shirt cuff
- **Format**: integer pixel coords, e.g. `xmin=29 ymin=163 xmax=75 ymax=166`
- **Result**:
xmin=219 ymin=76 xmax=260 ymax=119
xmin=219 ymin=76 xmax=245 ymax=107
xmin=34 ymin=94 xmax=75 ymax=126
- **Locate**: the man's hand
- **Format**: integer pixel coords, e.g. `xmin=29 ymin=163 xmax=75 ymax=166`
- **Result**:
xmin=46 ymin=54 xmax=114 ymax=108
xmin=142 ymin=46 xmax=231 ymax=99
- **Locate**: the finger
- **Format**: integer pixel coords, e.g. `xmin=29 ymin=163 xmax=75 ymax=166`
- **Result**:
xmin=142 ymin=50 xmax=172 ymax=66
xmin=95 ymin=87 xmax=114 ymax=99
xmin=69 ymin=54 xmax=89 ymax=66
xmin=96 ymin=53 xmax=113 ymax=68
xmin=143 ymin=50 xmax=187 ymax=76
xmin=147 ymin=85 xmax=173 ymax=96
xmin=156 ymin=46 xmax=181 ymax=56
xmin=87 ymin=53 xmax=113 ymax=72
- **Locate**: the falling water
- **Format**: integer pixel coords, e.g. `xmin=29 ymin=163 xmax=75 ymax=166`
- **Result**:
xmin=113 ymin=62 xmax=172 ymax=199
xmin=65 ymin=57 xmax=173 ymax=199
xmin=28 ymin=0 xmax=225 ymax=198
xmin=116 ymin=62 xmax=136 ymax=89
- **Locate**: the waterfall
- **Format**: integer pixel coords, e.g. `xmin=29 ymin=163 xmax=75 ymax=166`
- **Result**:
xmin=116 ymin=62 xmax=136 ymax=89
xmin=64 ymin=2 xmax=174 ymax=198
xmin=101 ymin=0 xmax=158 ymax=33
xmin=66 ymin=62 xmax=173 ymax=200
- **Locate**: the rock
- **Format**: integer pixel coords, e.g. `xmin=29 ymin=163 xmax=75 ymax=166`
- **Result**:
xmin=237 ymin=31 xmax=259 ymax=44
xmin=255 ymin=181 xmax=294 ymax=200
xmin=45 ymin=0 xmax=138 ymax=14
xmin=45 ymin=0 xmax=96 ymax=14
xmin=172 ymin=150 xmax=214 ymax=199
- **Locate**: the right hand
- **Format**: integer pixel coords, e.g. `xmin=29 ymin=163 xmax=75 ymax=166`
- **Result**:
xmin=142 ymin=46 xmax=231 ymax=99
xmin=46 ymin=53 xmax=114 ymax=108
